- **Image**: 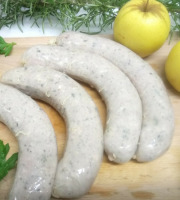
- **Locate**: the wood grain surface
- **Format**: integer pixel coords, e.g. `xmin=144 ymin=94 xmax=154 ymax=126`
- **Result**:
xmin=0 ymin=33 xmax=179 ymax=200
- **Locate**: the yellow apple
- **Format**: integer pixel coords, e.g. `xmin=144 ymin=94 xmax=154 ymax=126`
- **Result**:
xmin=113 ymin=0 xmax=170 ymax=57
xmin=165 ymin=41 xmax=180 ymax=92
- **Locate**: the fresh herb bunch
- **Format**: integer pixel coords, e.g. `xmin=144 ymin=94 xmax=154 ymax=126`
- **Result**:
xmin=0 ymin=37 xmax=16 ymax=56
xmin=0 ymin=140 xmax=18 ymax=181
xmin=0 ymin=0 xmax=179 ymax=34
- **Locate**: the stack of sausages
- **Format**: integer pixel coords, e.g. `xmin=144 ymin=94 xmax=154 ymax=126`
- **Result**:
xmin=0 ymin=31 xmax=174 ymax=200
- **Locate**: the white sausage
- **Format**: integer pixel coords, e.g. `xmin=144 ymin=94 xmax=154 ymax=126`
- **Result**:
xmin=1 ymin=66 xmax=103 ymax=198
xmin=22 ymin=44 xmax=142 ymax=163
xmin=0 ymin=83 xmax=57 ymax=200
xmin=56 ymin=31 xmax=174 ymax=162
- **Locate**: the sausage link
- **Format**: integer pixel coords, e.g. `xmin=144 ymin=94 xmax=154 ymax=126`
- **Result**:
xmin=56 ymin=31 xmax=174 ymax=162
xmin=1 ymin=66 xmax=103 ymax=198
xmin=0 ymin=83 xmax=57 ymax=200
xmin=22 ymin=44 xmax=142 ymax=163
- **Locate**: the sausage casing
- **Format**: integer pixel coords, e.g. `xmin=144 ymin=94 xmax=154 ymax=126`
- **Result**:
xmin=56 ymin=31 xmax=174 ymax=162
xmin=1 ymin=66 xmax=103 ymax=198
xmin=0 ymin=83 xmax=57 ymax=200
xmin=22 ymin=44 xmax=142 ymax=163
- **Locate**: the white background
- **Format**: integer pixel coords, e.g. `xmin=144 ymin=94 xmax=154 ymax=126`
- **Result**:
xmin=0 ymin=17 xmax=113 ymax=38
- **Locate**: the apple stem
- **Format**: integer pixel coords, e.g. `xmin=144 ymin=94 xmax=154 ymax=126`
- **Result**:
xmin=144 ymin=0 xmax=149 ymax=12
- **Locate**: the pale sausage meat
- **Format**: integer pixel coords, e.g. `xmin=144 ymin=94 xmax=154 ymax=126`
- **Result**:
xmin=0 ymin=83 xmax=57 ymax=200
xmin=22 ymin=44 xmax=142 ymax=163
xmin=56 ymin=31 xmax=174 ymax=162
xmin=1 ymin=66 xmax=103 ymax=198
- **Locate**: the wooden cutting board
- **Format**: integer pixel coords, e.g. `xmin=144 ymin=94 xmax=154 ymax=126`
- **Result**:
xmin=0 ymin=33 xmax=179 ymax=200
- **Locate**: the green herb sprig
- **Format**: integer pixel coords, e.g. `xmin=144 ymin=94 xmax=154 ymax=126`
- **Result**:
xmin=0 ymin=37 xmax=16 ymax=56
xmin=0 ymin=0 xmax=179 ymax=34
xmin=0 ymin=140 xmax=18 ymax=181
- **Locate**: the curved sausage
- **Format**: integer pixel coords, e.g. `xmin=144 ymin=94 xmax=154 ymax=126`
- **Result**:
xmin=56 ymin=31 xmax=174 ymax=162
xmin=22 ymin=44 xmax=142 ymax=163
xmin=0 ymin=83 xmax=57 ymax=200
xmin=1 ymin=66 xmax=103 ymax=198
